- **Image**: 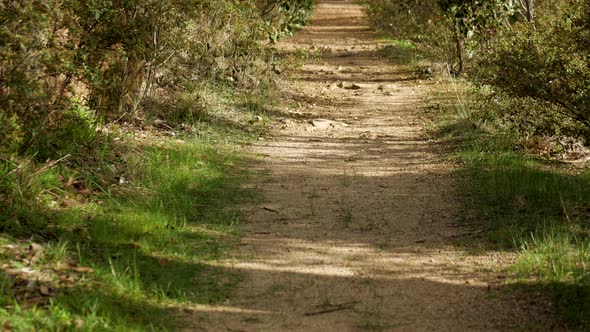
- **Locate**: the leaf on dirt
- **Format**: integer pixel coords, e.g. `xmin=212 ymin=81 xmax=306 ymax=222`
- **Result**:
xmin=57 ymin=263 xmax=94 ymax=273
xmin=66 ymin=177 xmax=75 ymax=188
xmin=71 ymin=266 xmax=94 ymax=273
xmin=39 ymin=285 xmax=51 ymax=296
xmin=157 ymin=258 xmax=173 ymax=266
xmin=79 ymin=189 xmax=92 ymax=196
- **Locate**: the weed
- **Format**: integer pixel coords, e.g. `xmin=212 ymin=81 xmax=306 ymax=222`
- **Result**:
xmin=43 ymin=241 xmax=71 ymax=265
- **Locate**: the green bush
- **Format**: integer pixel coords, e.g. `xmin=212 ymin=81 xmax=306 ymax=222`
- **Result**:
xmin=0 ymin=0 xmax=315 ymax=158
xmin=474 ymin=0 xmax=590 ymax=141
xmin=363 ymin=0 xmax=516 ymax=74
xmin=364 ymin=0 xmax=590 ymax=143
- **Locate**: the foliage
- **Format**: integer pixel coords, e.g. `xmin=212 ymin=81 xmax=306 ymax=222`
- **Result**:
xmin=363 ymin=1 xmax=449 ymax=60
xmin=0 ymin=0 xmax=315 ymax=157
xmin=474 ymin=0 xmax=590 ymax=140
xmin=259 ymin=0 xmax=315 ymax=42
xmin=363 ymin=0 xmax=518 ymax=73
xmin=365 ymin=0 xmax=590 ymax=142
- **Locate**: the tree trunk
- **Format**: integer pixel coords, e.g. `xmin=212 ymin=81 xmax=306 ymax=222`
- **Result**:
xmin=525 ymin=0 xmax=534 ymax=22
xmin=455 ymin=33 xmax=465 ymax=76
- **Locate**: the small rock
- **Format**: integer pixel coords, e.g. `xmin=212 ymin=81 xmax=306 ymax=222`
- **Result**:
xmin=310 ymin=119 xmax=349 ymax=129
xmin=310 ymin=119 xmax=333 ymax=129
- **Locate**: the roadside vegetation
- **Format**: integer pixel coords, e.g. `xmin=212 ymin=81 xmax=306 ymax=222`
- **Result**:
xmin=0 ymin=0 xmax=314 ymax=330
xmin=364 ymin=0 xmax=590 ymax=328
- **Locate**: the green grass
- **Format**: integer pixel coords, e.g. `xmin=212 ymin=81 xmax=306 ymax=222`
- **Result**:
xmin=437 ymin=95 xmax=590 ymax=328
xmin=0 ymin=135 xmax=256 ymax=331
xmin=377 ymin=37 xmax=420 ymax=65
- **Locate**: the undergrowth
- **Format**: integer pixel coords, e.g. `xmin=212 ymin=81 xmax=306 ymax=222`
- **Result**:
xmin=0 ymin=131 xmax=256 ymax=330
xmin=0 ymin=84 xmax=276 ymax=330
xmin=435 ymin=79 xmax=590 ymax=329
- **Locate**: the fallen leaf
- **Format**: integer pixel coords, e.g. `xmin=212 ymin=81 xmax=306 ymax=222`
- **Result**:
xmin=39 ymin=285 xmax=51 ymax=296
xmin=158 ymin=258 xmax=173 ymax=266
xmin=71 ymin=266 xmax=94 ymax=273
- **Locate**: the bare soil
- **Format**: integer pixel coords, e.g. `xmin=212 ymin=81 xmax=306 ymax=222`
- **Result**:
xmin=182 ymin=1 xmax=553 ymax=330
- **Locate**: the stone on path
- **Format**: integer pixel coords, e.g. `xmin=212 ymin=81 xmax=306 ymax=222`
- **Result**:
xmin=310 ymin=119 xmax=349 ymax=129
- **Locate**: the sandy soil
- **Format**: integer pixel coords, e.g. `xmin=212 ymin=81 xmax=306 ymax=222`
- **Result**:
xmin=182 ymin=1 xmax=553 ymax=330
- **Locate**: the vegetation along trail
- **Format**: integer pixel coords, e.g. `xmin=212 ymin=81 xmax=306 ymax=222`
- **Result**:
xmin=186 ymin=1 xmax=552 ymax=330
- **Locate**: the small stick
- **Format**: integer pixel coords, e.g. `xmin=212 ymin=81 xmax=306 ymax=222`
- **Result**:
xmin=263 ymin=207 xmax=280 ymax=213
xmin=304 ymin=302 xmax=358 ymax=317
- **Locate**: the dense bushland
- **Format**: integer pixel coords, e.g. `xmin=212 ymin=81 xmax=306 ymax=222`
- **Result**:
xmin=365 ymin=0 xmax=589 ymax=143
xmin=0 ymin=0 xmax=313 ymax=329
xmin=0 ymin=0 xmax=313 ymax=156
xmin=364 ymin=0 xmax=590 ymax=328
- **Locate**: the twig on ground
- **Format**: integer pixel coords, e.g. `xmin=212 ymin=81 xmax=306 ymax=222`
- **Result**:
xmin=304 ymin=301 xmax=358 ymax=316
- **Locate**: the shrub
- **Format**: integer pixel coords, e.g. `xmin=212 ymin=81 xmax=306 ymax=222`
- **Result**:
xmin=473 ymin=0 xmax=590 ymax=141
xmin=0 ymin=0 xmax=315 ymax=158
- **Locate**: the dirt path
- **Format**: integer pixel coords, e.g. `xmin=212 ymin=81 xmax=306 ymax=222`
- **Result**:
xmin=184 ymin=1 xmax=550 ymax=330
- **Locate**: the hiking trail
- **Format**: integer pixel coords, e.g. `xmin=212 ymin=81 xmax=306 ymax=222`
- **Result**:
xmin=184 ymin=1 xmax=550 ymax=330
